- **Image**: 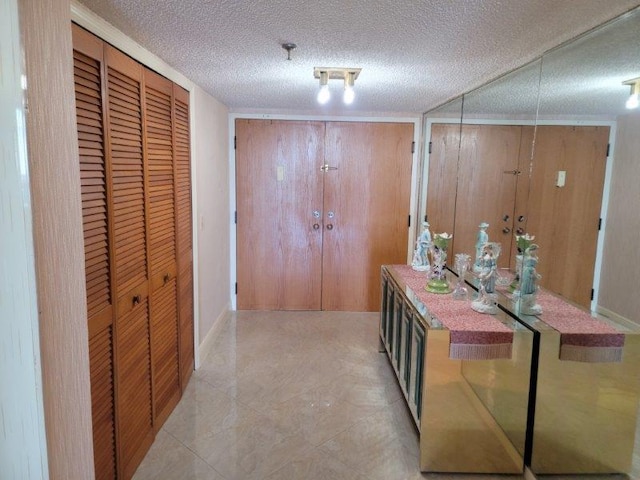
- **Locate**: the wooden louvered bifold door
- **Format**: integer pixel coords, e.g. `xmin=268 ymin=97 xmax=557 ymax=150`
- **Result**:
xmin=105 ymin=45 xmax=154 ymax=480
xmin=72 ymin=24 xmax=117 ymax=480
xmin=143 ymin=68 xmax=181 ymax=426
xmin=73 ymin=24 xmax=194 ymax=479
xmin=173 ymin=85 xmax=194 ymax=390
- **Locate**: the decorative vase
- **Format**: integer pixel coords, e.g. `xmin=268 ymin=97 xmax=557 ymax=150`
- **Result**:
xmin=426 ymin=233 xmax=452 ymax=294
xmin=452 ymin=253 xmax=471 ymax=300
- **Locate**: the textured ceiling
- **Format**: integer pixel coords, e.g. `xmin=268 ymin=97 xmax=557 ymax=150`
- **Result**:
xmin=77 ymin=0 xmax=640 ymax=115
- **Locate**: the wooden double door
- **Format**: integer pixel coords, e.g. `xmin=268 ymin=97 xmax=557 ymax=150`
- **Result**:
xmin=236 ymin=119 xmax=414 ymax=312
xmin=427 ymin=123 xmax=608 ymax=308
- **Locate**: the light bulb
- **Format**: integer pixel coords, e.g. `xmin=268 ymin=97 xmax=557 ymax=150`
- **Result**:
xmin=343 ymin=86 xmax=355 ymax=105
xmin=317 ymin=85 xmax=330 ymax=104
xmin=626 ymin=92 xmax=639 ymax=109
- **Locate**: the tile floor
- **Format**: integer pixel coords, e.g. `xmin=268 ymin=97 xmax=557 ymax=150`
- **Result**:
xmin=133 ymin=311 xmax=639 ymax=480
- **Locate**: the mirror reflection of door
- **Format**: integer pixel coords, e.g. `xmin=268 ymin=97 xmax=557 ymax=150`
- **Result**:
xmin=427 ymin=123 xmax=533 ymax=270
xmin=527 ymin=125 xmax=609 ymax=308
xmin=236 ymin=119 xmax=413 ymax=311
xmin=454 ymin=124 xmax=534 ymax=270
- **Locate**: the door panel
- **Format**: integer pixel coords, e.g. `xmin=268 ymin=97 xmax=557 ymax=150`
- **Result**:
xmin=236 ymin=119 xmax=324 ymax=310
xmin=105 ymin=44 xmax=154 ymax=479
xmin=173 ymin=85 xmax=194 ymax=389
xmin=72 ymin=24 xmax=117 ymax=479
xmin=322 ymin=122 xmax=413 ymax=311
xmin=526 ymin=125 xmax=609 ymax=307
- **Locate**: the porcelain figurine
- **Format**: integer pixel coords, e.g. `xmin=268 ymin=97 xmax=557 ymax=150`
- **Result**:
xmin=509 ymin=233 xmax=535 ymax=293
xmin=471 ymin=242 xmax=501 ymax=314
xmin=426 ymin=232 xmax=452 ymax=294
xmin=520 ymin=244 xmax=543 ymax=315
xmin=411 ymin=221 xmax=432 ymax=271
xmin=473 ymin=222 xmax=490 ymax=272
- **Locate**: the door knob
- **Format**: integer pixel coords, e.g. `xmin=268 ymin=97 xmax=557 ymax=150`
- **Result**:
xmin=502 ymin=227 xmax=511 ymax=234
xmin=327 ymin=211 xmax=335 ymax=219
xmin=132 ymin=294 xmax=141 ymax=306
xmin=518 ymin=215 xmax=525 ymax=222
xmin=503 ymin=214 xmax=510 ymax=221
xmin=313 ymin=223 xmax=320 ymax=230
xmin=163 ymin=273 xmax=170 ymax=285
xmin=326 ymin=224 xmax=334 ymax=230
xmin=313 ymin=210 xmax=321 ymax=218
xmin=516 ymin=227 xmax=525 ymax=235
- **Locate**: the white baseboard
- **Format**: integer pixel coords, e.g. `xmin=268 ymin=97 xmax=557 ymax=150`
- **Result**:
xmin=196 ymin=304 xmax=230 ymax=368
xmin=596 ymin=305 xmax=638 ymax=328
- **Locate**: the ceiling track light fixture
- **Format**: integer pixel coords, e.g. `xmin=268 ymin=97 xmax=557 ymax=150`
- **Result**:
xmin=623 ymin=77 xmax=640 ymax=109
xmin=314 ymin=67 xmax=362 ymax=105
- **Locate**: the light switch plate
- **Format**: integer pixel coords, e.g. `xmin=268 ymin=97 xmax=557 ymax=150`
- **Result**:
xmin=556 ymin=170 xmax=566 ymax=187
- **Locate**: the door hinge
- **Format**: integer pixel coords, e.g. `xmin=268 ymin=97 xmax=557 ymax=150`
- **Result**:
xmin=411 ymin=141 xmax=415 ymax=154
xmin=408 ymin=215 xmax=411 ymax=228
xmin=234 ymin=135 xmax=237 ymax=150
xmin=590 ymin=288 xmax=594 ymax=301
xmin=606 ymin=143 xmax=610 ymax=157
xmin=234 ymin=211 xmax=237 ymax=224
xmin=428 ymin=141 xmax=432 ymax=154
xmin=598 ymin=218 xmax=602 ymax=230
xmin=235 ymin=282 xmax=238 ymax=295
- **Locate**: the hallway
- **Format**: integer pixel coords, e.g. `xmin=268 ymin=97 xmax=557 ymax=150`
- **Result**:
xmin=133 ymin=311 xmax=638 ymax=480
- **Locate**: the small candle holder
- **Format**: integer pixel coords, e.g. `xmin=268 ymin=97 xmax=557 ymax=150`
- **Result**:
xmin=452 ymin=253 xmax=471 ymax=300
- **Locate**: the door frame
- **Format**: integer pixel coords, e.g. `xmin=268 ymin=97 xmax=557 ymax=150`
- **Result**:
xmin=420 ymin=117 xmax=616 ymax=312
xmin=229 ymin=113 xmax=422 ymax=310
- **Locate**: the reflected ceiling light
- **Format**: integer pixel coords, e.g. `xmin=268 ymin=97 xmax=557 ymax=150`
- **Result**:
xmin=623 ymin=77 xmax=640 ymax=109
xmin=343 ymin=72 xmax=355 ymax=105
xmin=313 ymin=67 xmax=361 ymax=105
xmin=317 ymin=71 xmax=330 ymax=104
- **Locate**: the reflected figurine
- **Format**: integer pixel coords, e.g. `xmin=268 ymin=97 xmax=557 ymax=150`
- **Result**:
xmin=520 ymin=244 xmax=543 ymax=315
xmin=471 ymin=242 xmax=501 ymax=314
xmin=411 ymin=221 xmax=432 ymax=271
xmin=473 ymin=222 xmax=490 ymax=272
xmin=426 ymin=232 xmax=452 ymax=293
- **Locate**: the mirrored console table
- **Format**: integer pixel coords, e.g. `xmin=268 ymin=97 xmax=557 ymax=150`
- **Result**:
xmin=381 ymin=264 xmax=640 ymax=476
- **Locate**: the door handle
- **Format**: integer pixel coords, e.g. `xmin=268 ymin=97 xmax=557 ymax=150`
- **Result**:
xmin=326 ymin=224 xmax=334 ymax=230
xmin=132 ymin=294 xmax=142 ymax=306
xmin=320 ymin=164 xmax=338 ymax=172
xmin=313 ymin=210 xmax=321 ymax=218
xmin=516 ymin=227 xmax=525 ymax=235
xmin=313 ymin=223 xmax=320 ymax=230
xmin=502 ymin=227 xmax=511 ymax=234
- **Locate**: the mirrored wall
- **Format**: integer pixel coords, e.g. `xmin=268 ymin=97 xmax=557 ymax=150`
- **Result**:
xmin=419 ymin=6 xmax=640 ymax=313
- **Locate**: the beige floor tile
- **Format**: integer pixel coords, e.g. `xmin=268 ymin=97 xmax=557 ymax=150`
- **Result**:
xmin=259 ymin=383 xmax=383 ymax=446
xmin=132 ymin=429 xmax=223 ymax=480
xmin=263 ymin=447 xmax=367 ymax=480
